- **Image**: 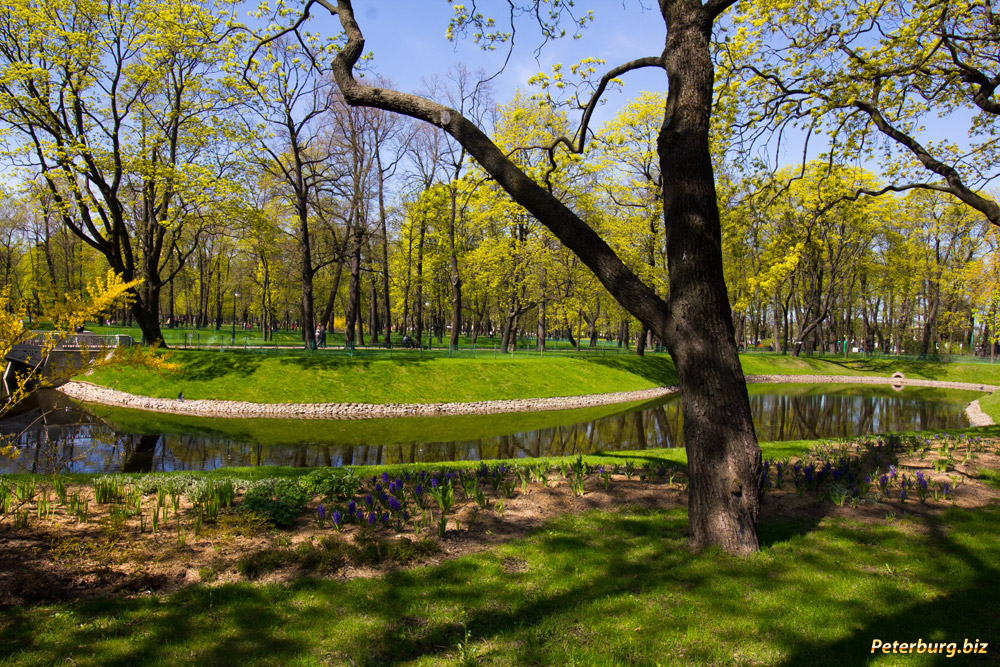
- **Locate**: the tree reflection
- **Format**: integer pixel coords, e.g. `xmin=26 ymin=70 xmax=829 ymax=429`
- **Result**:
xmin=0 ymin=388 xmax=975 ymax=473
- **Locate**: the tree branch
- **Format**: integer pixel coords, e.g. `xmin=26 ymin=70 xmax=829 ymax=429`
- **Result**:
xmin=853 ymin=98 xmax=1000 ymax=224
xmin=320 ymin=0 xmax=672 ymax=337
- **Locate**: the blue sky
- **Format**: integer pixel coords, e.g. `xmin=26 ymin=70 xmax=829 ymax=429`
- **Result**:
xmin=297 ymin=1 xmax=671 ymax=129
xmin=279 ymin=1 xmax=974 ymax=177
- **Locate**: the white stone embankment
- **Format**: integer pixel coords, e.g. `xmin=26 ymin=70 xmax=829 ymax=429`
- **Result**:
xmin=57 ymin=373 xmax=999 ymax=424
xmin=57 ymin=381 xmax=679 ymax=420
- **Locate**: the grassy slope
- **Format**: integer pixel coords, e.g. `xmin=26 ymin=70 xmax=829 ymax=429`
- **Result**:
xmin=80 ymin=350 xmax=1000 ymax=405
xmin=82 ymin=351 xmax=677 ymax=403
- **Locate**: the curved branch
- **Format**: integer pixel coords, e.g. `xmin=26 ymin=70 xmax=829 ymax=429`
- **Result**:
xmin=324 ymin=0 xmax=672 ymax=337
xmin=854 ymin=98 xmax=1000 ymax=224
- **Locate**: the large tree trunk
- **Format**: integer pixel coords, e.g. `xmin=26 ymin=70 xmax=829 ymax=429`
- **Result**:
xmin=658 ymin=0 xmax=760 ymax=554
xmin=325 ymin=0 xmax=760 ymax=554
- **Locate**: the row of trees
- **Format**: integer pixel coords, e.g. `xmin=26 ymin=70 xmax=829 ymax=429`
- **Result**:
xmin=4 ymin=114 xmax=996 ymax=359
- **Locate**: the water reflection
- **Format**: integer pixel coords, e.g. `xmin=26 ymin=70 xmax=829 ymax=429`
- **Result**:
xmin=0 ymin=385 xmax=974 ymax=474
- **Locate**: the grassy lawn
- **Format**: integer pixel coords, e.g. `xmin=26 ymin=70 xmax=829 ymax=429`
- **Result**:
xmin=81 ymin=351 xmax=678 ymax=403
xmin=2 ymin=434 xmax=998 ymax=666
xmin=739 ymin=352 xmax=1000 ymax=384
xmin=77 ymin=348 xmax=1000 ymax=405
xmin=2 ymin=503 xmax=997 ymax=665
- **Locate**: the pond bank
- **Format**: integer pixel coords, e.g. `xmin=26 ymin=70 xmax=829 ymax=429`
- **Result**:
xmin=57 ymin=374 xmax=998 ymax=423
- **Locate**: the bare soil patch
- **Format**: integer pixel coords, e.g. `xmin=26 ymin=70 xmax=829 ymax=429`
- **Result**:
xmin=1 ymin=438 xmax=997 ymax=608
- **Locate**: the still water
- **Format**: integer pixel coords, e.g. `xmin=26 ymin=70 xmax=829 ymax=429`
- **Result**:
xmin=0 ymin=384 xmax=977 ymax=474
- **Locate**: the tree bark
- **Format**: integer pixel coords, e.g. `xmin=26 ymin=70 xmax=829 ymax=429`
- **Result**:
xmin=319 ymin=0 xmax=760 ymax=554
xmin=657 ymin=0 xmax=760 ymax=554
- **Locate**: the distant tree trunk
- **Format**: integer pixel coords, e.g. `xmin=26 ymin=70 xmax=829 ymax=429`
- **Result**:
xmin=449 ymin=181 xmax=462 ymax=350
xmin=414 ymin=213 xmax=427 ymax=344
xmin=637 ymin=324 xmax=648 ymax=356
xmin=565 ymin=315 xmax=577 ymax=350
xmin=368 ymin=268 xmax=379 ymax=345
xmin=376 ymin=151 xmax=393 ymax=345
xmin=322 ymin=260 xmax=345 ymax=333
xmin=537 ymin=267 xmax=547 ymax=352
xmin=344 ymin=224 xmax=364 ymax=348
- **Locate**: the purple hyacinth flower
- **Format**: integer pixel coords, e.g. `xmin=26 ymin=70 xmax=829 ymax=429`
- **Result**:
xmin=317 ymin=505 xmax=326 ymax=520
xmin=332 ymin=510 xmax=342 ymax=527
xmin=389 ymin=497 xmax=402 ymax=512
xmin=367 ymin=512 xmax=376 ymax=527
xmin=347 ymin=500 xmax=357 ymax=516
xmin=414 ymin=484 xmax=423 ymax=496
xmin=431 ymin=477 xmax=439 ymax=488
xmin=364 ymin=494 xmax=374 ymax=508
xmin=382 ymin=472 xmax=390 ymax=484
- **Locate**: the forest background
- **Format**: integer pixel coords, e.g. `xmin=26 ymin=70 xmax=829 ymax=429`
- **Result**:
xmin=0 ymin=0 xmax=997 ymax=360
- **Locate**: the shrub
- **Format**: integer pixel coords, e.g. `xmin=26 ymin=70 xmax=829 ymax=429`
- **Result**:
xmin=239 ymin=479 xmax=309 ymax=528
xmin=300 ymin=468 xmax=361 ymax=502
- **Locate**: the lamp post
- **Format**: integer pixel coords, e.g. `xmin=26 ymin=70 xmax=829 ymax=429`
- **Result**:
xmin=231 ymin=291 xmax=240 ymax=346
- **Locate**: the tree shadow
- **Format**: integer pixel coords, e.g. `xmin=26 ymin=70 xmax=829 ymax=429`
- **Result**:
xmin=579 ymin=355 xmax=678 ymax=385
xmin=3 ymin=503 xmax=997 ymax=665
xmin=773 ymin=507 xmax=1000 ymax=666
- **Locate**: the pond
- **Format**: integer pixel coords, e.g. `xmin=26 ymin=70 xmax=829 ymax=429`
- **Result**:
xmin=0 ymin=384 xmax=979 ymax=474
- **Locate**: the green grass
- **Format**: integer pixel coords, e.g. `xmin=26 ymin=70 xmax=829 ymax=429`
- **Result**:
xmin=85 ymin=397 xmax=667 ymax=448
xmin=740 ymin=352 xmax=1000 ymax=385
xmin=81 ymin=350 xmax=678 ymax=403
xmin=976 ymin=391 xmax=1000 ymax=423
xmin=78 ymin=349 xmax=1000 ymax=406
xmin=2 ymin=502 xmax=997 ymax=665
xmin=3 ymin=437 xmax=997 ymax=664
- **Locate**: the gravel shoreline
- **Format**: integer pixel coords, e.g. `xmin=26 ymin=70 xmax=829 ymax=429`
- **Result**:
xmin=57 ymin=381 xmax=679 ymax=420
xmin=57 ymin=374 xmax=998 ymax=424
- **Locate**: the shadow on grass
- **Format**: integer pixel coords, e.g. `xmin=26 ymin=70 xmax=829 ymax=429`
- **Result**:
xmin=581 ymin=355 xmax=678 ymax=385
xmin=774 ymin=508 xmax=1000 ymax=666
xmin=807 ymin=356 xmax=955 ymax=381
xmin=3 ymin=504 xmax=998 ymax=666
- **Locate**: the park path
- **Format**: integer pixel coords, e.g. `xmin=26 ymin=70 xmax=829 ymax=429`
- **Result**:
xmin=57 ymin=374 xmax=998 ymax=424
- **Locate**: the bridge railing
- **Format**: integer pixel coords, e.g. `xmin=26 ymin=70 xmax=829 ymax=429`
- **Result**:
xmin=21 ymin=332 xmax=133 ymax=349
